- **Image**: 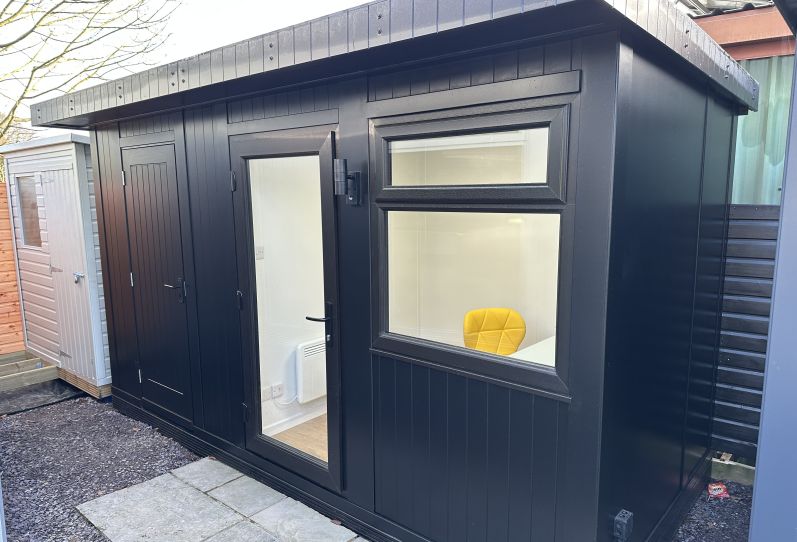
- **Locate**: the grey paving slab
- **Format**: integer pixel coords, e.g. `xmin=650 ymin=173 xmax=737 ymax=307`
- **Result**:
xmin=251 ymin=498 xmax=358 ymax=542
xmin=77 ymin=473 xmax=243 ymax=542
xmin=204 ymin=520 xmax=277 ymax=542
xmin=172 ymin=457 xmax=243 ymax=492
xmin=208 ymin=476 xmax=287 ymax=517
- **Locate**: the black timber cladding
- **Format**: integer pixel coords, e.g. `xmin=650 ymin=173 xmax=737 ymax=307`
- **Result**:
xmin=713 ymin=204 xmax=779 ymax=461
xmin=32 ymin=0 xmax=758 ymax=129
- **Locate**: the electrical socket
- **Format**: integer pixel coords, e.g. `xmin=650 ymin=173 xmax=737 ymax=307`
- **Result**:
xmin=271 ymin=382 xmax=284 ymax=398
xmin=262 ymin=386 xmax=272 ymax=401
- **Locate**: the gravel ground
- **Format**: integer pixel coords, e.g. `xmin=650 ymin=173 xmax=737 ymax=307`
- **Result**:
xmin=0 ymin=397 xmax=197 ymax=542
xmin=673 ymin=481 xmax=753 ymax=542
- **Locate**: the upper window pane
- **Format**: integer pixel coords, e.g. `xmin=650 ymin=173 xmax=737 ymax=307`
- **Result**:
xmin=389 ymin=128 xmax=549 ymax=187
xmin=387 ymin=211 xmax=559 ymax=367
xmin=18 ymin=176 xmax=42 ymax=247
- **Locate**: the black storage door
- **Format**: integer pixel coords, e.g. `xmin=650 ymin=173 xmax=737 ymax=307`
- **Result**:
xmin=123 ymin=144 xmax=194 ymax=422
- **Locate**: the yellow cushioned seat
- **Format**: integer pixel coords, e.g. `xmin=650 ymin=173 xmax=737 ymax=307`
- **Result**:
xmin=463 ymin=308 xmax=526 ymax=356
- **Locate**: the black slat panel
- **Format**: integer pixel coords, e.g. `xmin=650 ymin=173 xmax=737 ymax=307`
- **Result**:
xmin=714 ymin=383 xmax=762 ymax=408
xmin=716 ymin=366 xmax=765 ymax=389
xmin=723 ymin=277 xmax=772 ymax=297
xmin=721 ymin=313 xmax=770 ymax=334
xmin=713 ymin=401 xmax=761 ymax=426
xmin=374 ymin=355 xmax=564 ymax=541
xmin=182 ymin=105 xmax=244 ymax=444
xmin=367 ymin=40 xmax=574 ymax=102
xmin=729 ymin=204 xmax=780 ymax=220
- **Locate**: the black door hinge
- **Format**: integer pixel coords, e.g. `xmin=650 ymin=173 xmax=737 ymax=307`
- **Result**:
xmin=242 ymin=402 xmax=249 ymax=423
xmin=230 ymin=170 xmax=237 ymax=192
xmin=236 ymin=289 xmax=243 ymax=310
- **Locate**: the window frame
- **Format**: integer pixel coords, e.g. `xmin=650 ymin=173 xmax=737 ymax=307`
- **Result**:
xmin=369 ymin=101 xmax=575 ymax=399
xmin=372 ymin=105 xmax=569 ymax=205
xmin=15 ymin=174 xmax=43 ymax=249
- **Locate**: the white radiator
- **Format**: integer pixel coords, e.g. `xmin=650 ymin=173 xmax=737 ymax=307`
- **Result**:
xmin=296 ymin=338 xmax=327 ymax=404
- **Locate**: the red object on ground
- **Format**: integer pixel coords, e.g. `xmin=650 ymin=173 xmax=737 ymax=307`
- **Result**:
xmin=708 ymin=482 xmax=731 ymax=499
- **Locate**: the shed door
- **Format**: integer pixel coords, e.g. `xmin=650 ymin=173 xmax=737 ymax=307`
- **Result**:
xmin=41 ymin=169 xmax=95 ymax=380
xmin=122 ymin=145 xmax=194 ymax=422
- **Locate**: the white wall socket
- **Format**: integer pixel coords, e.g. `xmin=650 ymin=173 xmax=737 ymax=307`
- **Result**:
xmin=271 ymin=382 xmax=284 ymax=398
xmin=261 ymin=386 xmax=272 ymax=401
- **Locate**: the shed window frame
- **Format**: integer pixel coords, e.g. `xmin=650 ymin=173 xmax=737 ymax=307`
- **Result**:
xmin=369 ymin=102 xmax=574 ymax=399
xmin=16 ymin=174 xmax=43 ymax=249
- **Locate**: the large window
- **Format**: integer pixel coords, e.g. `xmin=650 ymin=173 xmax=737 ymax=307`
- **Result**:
xmin=17 ymin=176 xmax=42 ymax=247
xmin=372 ymin=103 xmax=571 ymax=385
xmin=388 ymin=211 xmax=560 ymax=367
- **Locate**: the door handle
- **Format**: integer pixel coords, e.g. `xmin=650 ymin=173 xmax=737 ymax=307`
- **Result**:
xmin=164 ymin=278 xmax=186 ymax=304
xmin=305 ymin=316 xmax=331 ymax=322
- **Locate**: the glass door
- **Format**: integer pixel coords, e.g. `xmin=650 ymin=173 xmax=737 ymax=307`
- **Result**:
xmin=231 ymin=127 xmax=341 ymax=491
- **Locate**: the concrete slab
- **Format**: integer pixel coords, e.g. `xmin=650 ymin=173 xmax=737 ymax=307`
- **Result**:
xmin=77 ymin=473 xmax=243 ymax=542
xmin=251 ymin=498 xmax=358 ymax=542
xmin=204 ymin=520 xmax=277 ymax=541
xmin=172 ymin=457 xmax=243 ymax=492
xmin=209 ymin=475 xmax=287 ymax=517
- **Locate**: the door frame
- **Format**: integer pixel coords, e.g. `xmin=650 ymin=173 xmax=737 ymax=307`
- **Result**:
xmin=230 ymin=125 xmax=343 ymax=492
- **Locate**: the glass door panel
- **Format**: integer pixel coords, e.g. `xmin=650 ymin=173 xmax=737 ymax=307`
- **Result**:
xmin=248 ymin=155 xmax=329 ymax=463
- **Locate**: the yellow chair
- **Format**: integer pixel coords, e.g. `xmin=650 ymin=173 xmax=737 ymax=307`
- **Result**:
xmin=463 ymin=308 xmax=526 ymax=356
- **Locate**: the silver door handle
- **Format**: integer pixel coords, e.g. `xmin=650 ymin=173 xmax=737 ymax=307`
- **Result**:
xmin=163 ymin=283 xmax=178 ymax=289
xmin=73 ymin=272 xmax=85 ymax=283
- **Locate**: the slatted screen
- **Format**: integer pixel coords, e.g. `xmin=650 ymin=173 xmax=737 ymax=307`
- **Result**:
xmin=713 ymin=204 xmax=779 ymax=461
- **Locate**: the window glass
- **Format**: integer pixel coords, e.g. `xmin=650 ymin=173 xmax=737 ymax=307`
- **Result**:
xmin=249 ymin=156 xmax=329 ymax=463
xmin=389 ymin=128 xmax=549 ymax=186
xmin=18 ymin=176 xmax=42 ymax=247
xmin=387 ymin=211 xmax=559 ymax=367
xmin=732 ymin=55 xmax=794 ymax=204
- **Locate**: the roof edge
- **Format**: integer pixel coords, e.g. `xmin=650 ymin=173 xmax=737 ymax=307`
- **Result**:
xmin=30 ymin=0 xmax=759 ymax=128
xmin=0 ymin=132 xmax=90 ymax=154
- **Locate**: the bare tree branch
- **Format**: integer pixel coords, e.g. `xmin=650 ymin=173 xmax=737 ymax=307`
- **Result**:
xmin=0 ymin=0 xmax=179 ymax=145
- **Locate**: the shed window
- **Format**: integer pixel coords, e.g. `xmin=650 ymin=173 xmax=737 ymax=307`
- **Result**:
xmin=389 ymin=128 xmax=549 ymax=186
xmin=387 ymin=211 xmax=559 ymax=367
xmin=372 ymin=104 xmax=572 ymax=380
xmin=18 ymin=176 xmax=42 ymax=247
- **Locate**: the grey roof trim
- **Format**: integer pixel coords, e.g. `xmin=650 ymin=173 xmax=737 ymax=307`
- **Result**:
xmin=30 ymin=0 xmax=758 ymax=127
xmin=0 ymin=132 xmax=90 ymax=154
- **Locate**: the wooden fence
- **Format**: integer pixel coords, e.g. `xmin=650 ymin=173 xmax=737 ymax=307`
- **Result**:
xmin=0 ymin=183 xmax=24 ymax=355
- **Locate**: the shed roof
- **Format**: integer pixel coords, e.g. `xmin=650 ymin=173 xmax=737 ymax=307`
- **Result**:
xmin=31 ymin=0 xmax=759 ymax=129
xmin=0 ymin=133 xmax=90 ymax=155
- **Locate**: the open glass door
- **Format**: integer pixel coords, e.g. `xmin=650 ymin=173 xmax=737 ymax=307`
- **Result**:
xmin=231 ymin=127 xmax=341 ymax=491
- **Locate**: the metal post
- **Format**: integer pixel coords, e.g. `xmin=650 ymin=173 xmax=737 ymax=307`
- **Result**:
xmin=748 ymin=51 xmax=797 ymax=541
xmin=0 ymin=475 xmax=7 ymax=542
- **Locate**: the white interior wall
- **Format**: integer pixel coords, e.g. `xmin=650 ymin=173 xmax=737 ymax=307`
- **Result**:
xmin=249 ymin=156 xmax=327 ymax=435
xmin=388 ymin=212 xmax=560 ymax=351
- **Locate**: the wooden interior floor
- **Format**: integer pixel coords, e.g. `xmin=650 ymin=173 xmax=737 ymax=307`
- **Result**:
xmin=272 ymin=414 xmax=328 ymax=463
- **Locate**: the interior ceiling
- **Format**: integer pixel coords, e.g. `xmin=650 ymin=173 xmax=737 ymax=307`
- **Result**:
xmin=675 ymin=0 xmax=774 ymax=16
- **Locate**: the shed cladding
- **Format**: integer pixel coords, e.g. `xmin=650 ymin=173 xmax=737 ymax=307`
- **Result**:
xmin=31 ymin=0 xmax=758 ymax=128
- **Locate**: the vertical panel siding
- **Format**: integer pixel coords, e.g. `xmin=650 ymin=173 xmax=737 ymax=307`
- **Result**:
xmin=183 ymin=105 xmax=244 ymax=443
xmin=367 ymin=40 xmax=571 ymax=102
xmin=85 ymin=144 xmax=112 ymax=378
xmin=0 ymin=183 xmax=24 ymax=355
xmin=226 ymin=84 xmax=335 ymax=124
xmin=712 ymin=204 xmax=779 ymax=460
xmin=374 ymin=355 xmax=565 ymax=542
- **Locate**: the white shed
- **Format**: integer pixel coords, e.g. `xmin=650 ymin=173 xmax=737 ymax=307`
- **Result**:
xmin=0 ymin=134 xmax=111 ymax=397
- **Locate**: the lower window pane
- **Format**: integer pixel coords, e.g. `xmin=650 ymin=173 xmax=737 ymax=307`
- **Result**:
xmin=387 ymin=211 xmax=560 ymax=367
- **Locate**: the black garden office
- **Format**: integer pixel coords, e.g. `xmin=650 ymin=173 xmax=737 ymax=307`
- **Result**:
xmin=32 ymin=2 xmax=757 ymax=541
